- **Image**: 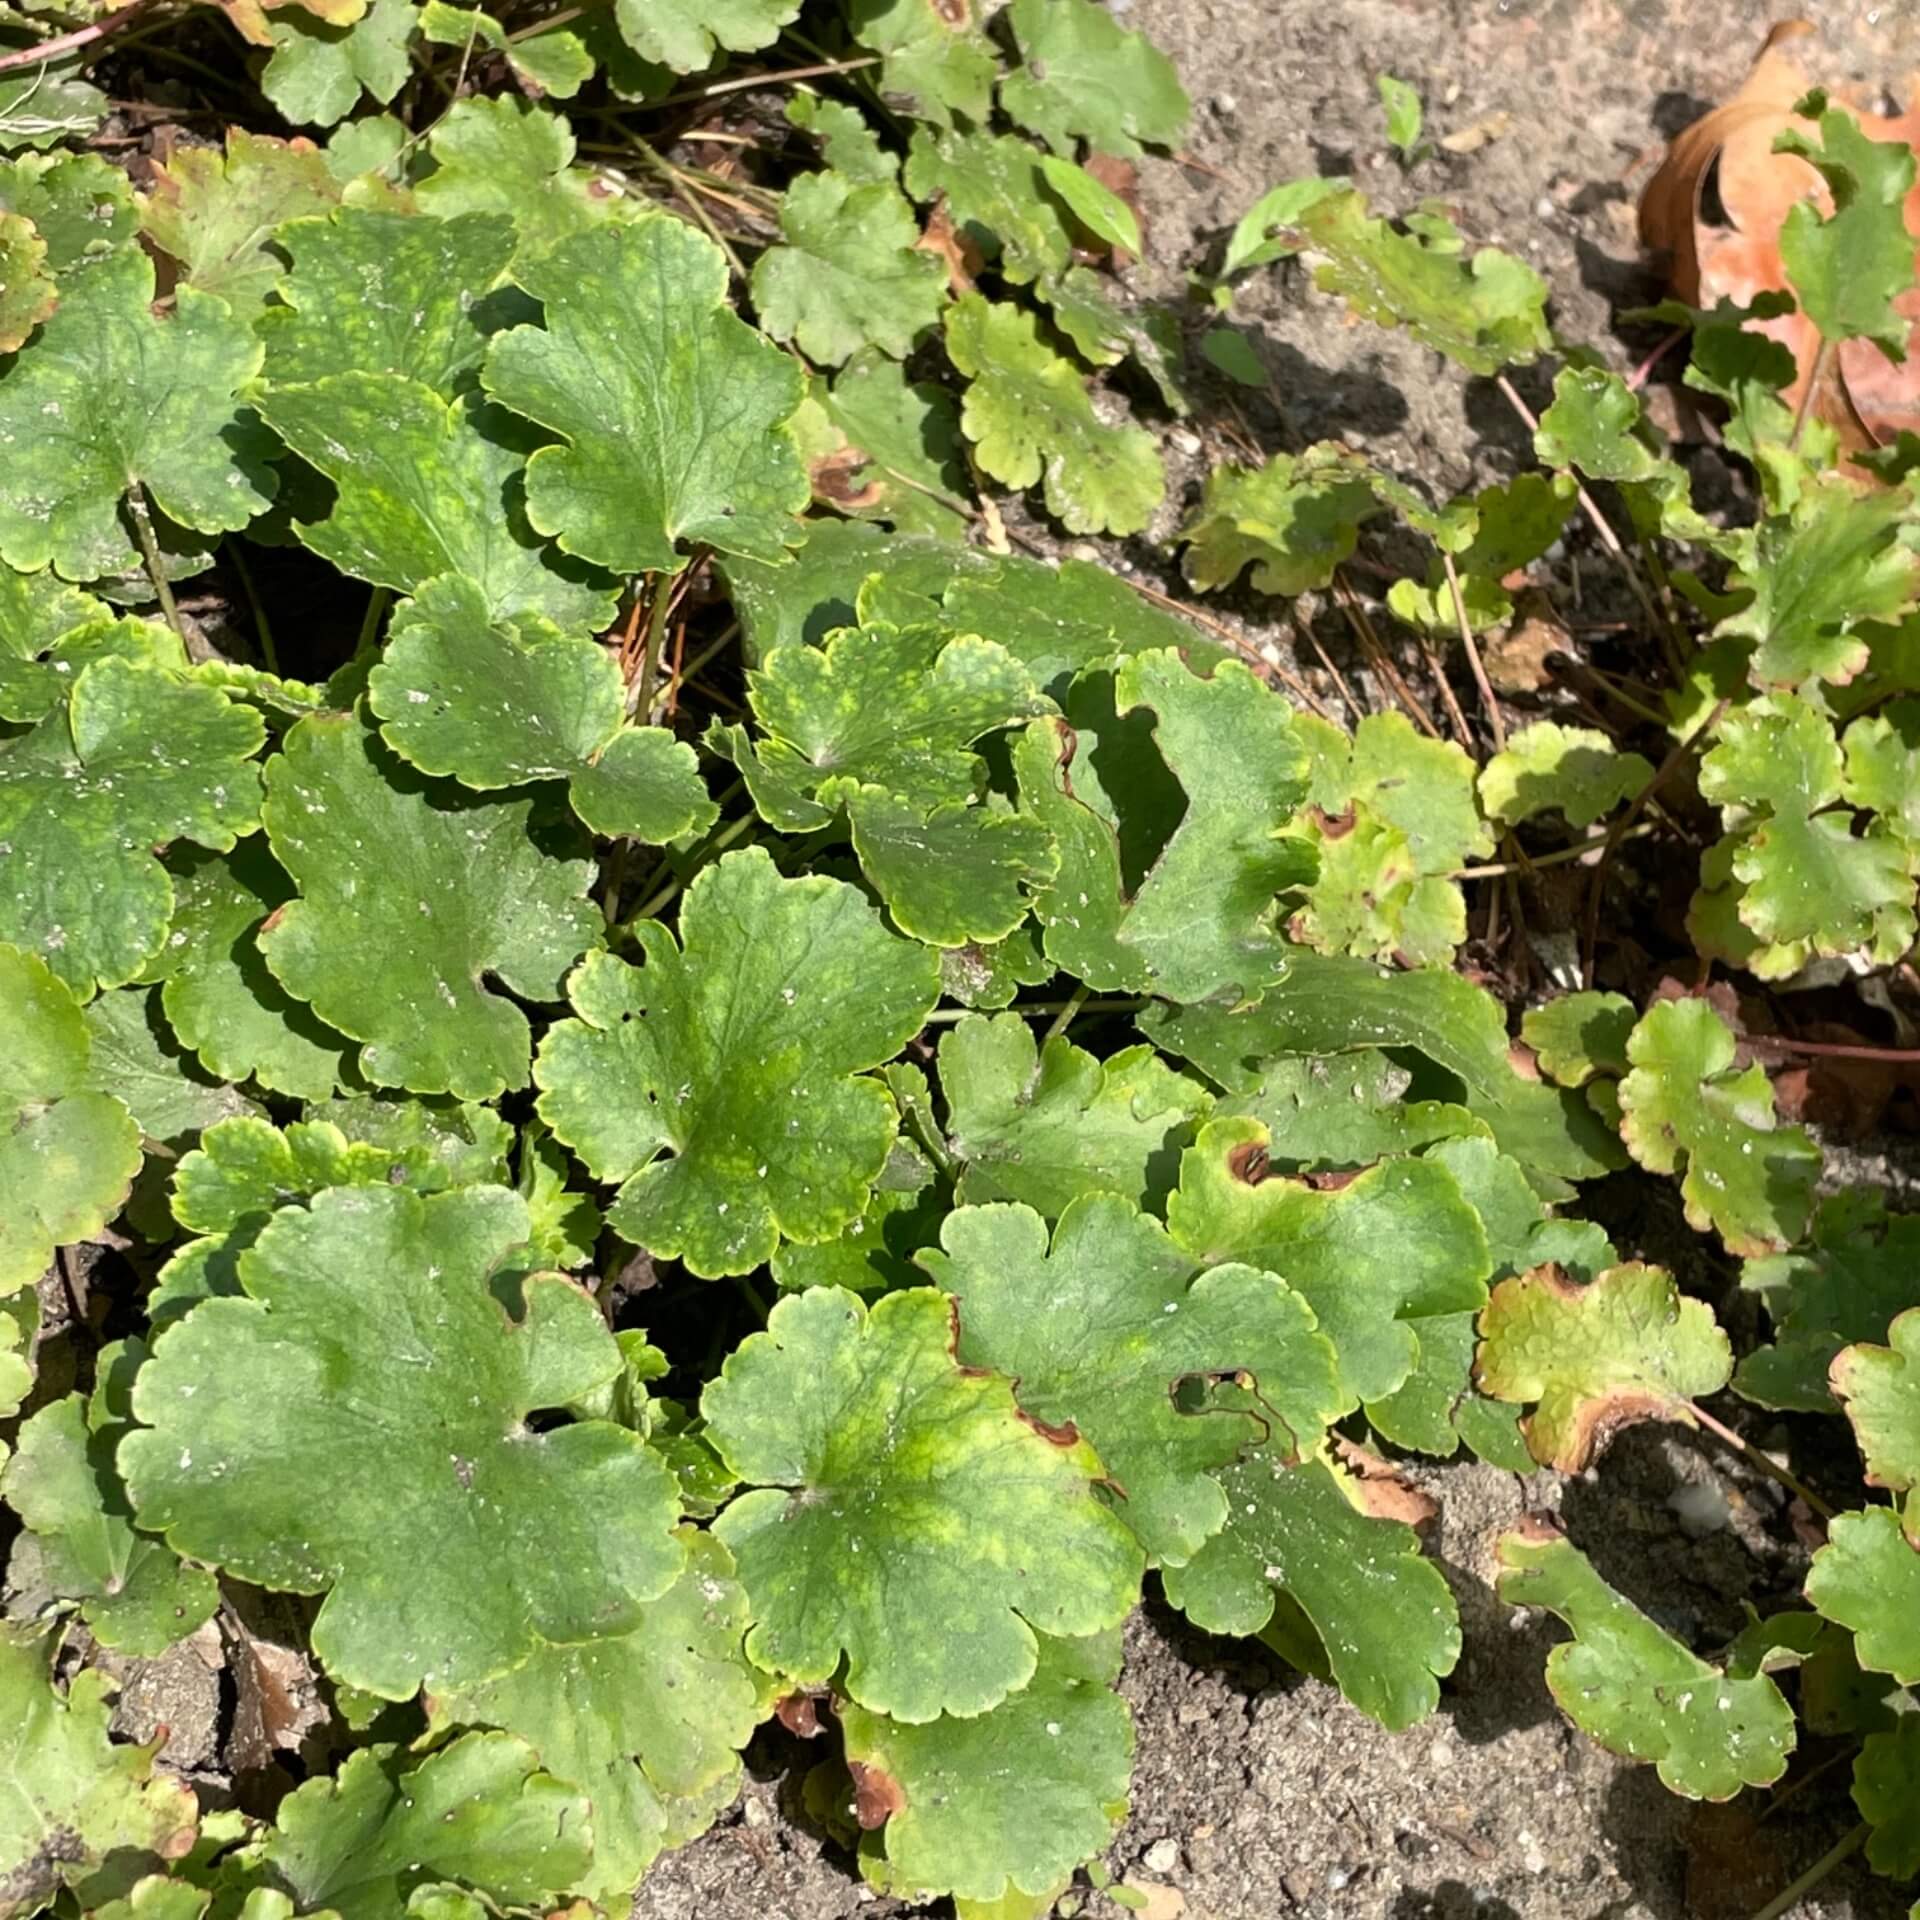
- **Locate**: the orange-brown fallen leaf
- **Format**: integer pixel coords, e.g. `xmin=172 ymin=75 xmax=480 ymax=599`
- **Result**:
xmin=1639 ymin=18 xmax=1920 ymax=450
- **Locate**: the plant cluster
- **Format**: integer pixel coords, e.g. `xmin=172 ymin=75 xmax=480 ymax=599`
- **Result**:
xmin=0 ymin=3 xmax=1918 ymax=1918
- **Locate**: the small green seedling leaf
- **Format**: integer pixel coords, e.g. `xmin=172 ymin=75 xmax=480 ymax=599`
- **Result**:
xmin=1532 ymin=365 xmax=1664 ymax=482
xmin=0 ymin=1623 xmax=199 ymax=1910
xmin=1854 ymin=1719 xmax=1920 ymax=1879
xmin=0 ymin=246 xmax=273 ymax=580
xmin=0 ymin=944 xmax=141 ymax=1295
xmin=1496 ymin=1521 xmax=1794 ymax=1798
xmin=122 ymin=1184 xmax=683 ymax=1700
xmin=428 ymin=1529 xmax=763 ymax=1901
xmin=1775 ymin=95 xmax=1918 ymax=360
xmin=936 ymin=1014 xmax=1210 ymax=1218
xmin=1481 ymin=722 xmax=1653 ymax=828
xmin=1220 ymin=177 xmax=1343 ymax=277
xmin=1475 ymin=1262 xmax=1731 ymax=1470
xmin=1161 ymin=1452 xmax=1459 ymax=1730
xmin=482 ymin=219 xmax=808 ymax=574
xmin=1377 ymin=75 xmax=1422 ymax=159
xmin=260 ymin=709 xmax=602 ymax=1101
xmin=415 ymin=96 xmax=620 ymax=250
xmin=922 ymin=1192 xmax=1339 ymax=1565
xmin=1520 ymin=992 xmax=1635 ymax=1088
xmin=1831 ymin=1308 xmax=1920 ymax=1504
xmin=370 ymin=573 xmax=717 ymax=841
xmin=1180 ymin=444 xmax=1378 ymax=595
xmin=1297 ymin=188 xmax=1550 ymax=375
xmin=752 ymin=171 xmax=947 ymax=365
xmin=1807 ymin=1507 xmax=1920 ymax=1684
xmin=612 ymin=0 xmax=795 ymax=71
xmin=703 ymin=1285 xmax=1144 ymax=1722
xmin=999 ymin=0 xmax=1188 ymax=159
xmin=1617 ymin=997 xmax=1820 ymax=1256
xmin=245 ymin=1733 xmax=592 ymax=1920
xmin=840 ymin=1630 xmax=1131 ymax=1906
xmin=262 ymin=0 xmax=417 ymax=127
xmin=849 ymin=0 xmax=996 ymax=127
xmin=1035 ymin=154 xmax=1141 ymax=255
xmin=421 ymin=2 xmax=592 ymax=97
xmin=536 ymin=848 xmax=939 ymax=1278
xmin=946 ymin=294 xmax=1162 ymax=537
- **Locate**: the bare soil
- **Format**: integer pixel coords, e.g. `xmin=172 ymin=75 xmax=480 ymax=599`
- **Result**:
xmin=630 ymin=4 xmax=1920 ymax=1917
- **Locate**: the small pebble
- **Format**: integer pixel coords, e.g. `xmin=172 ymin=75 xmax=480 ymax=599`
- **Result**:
xmin=1669 ymin=1481 xmax=1732 ymax=1538
xmin=1142 ymin=1838 xmax=1180 ymax=1874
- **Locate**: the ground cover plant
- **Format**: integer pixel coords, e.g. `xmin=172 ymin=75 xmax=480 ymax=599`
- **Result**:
xmin=1 ymin=2 xmax=1919 ymax=1917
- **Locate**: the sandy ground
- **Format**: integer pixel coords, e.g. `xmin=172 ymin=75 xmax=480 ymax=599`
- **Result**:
xmin=629 ymin=3 xmax=1919 ymax=1917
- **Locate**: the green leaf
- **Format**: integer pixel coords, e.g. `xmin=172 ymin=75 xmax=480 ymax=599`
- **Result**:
xmin=1854 ymin=1718 xmax=1920 ymax=1879
xmin=1717 ymin=479 xmax=1920 ymax=690
xmin=1168 ymin=1115 xmax=1489 ymax=1409
xmin=1038 ymin=268 xmax=1187 ymax=413
xmin=1377 ymin=74 xmax=1422 ymax=157
xmin=415 ymin=96 xmax=620 ymax=250
xmin=246 ymin=1733 xmax=591 ymax=1920
xmin=723 ymin=616 xmax=1051 ymax=823
xmin=1775 ymin=97 xmax=1918 ymax=358
xmin=752 ymin=171 xmax=947 ymax=366
xmin=1220 ymin=177 xmax=1344 ymax=277
xmin=0 ymin=247 xmax=272 ymax=580
xmin=0 ymin=944 xmax=141 ymax=1296
xmin=1831 ymin=1308 xmax=1920 ymax=1506
xmin=261 ymin=0 xmax=417 ymax=127
xmin=923 ymin=1193 xmax=1337 ymax=1566
xmin=1287 ymin=710 xmax=1491 ymax=968
xmin=0 ymin=661 xmax=265 ymax=997
xmin=420 ymin=2 xmax=591 ymax=96
xmin=0 ymin=601 xmax=185 ymax=727
xmin=1475 ymin=1262 xmax=1731 ymax=1470
xmin=122 ymin=1184 xmax=683 ymax=1699
xmin=428 ymin=1529 xmax=762 ymax=1901
xmin=946 ymin=294 xmax=1161 ymax=537
xmin=1143 ymin=949 xmax=1624 ymax=1187
xmin=612 ymin=0 xmax=793 ymax=70
xmin=2 ymin=1383 xmax=219 ymax=1656
xmin=1481 ymin=722 xmax=1652 ymax=828
xmin=482 ymin=219 xmax=807 ymax=574
xmin=1738 ymin=1190 xmax=1920 ymax=1412
xmin=259 ymin=708 xmax=602 ymax=1101
xmin=0 ymin=211 xmax=53 ymax=354
xmin=1160 ymin=1454 xmax=1458 ymax=1730
xmin=0 ymin=151 xmax=135 ymax=282
xmin=1616 ymin=997 xmax=1820 ymax=1256
xmin=848 ymin=0 xmax=997 ymax=127
xmin=901 ymin=128 xmax=1070 ymax=287
xmin=135 ymin=840 xmax=357 ymax=1104
xmin=1843 ymin=698 xmax=1920 ymax=847
xmin=841 ymin=1630 xmax=1131 ymax=1905
xmin=80 ymin=986 xmax=256 ymax=1145
xmin=703 ymin=1284 xmax=1143 ymax=1721
xmin=1496 ymin=1523 xmax=1795 ymax=1798
xmin=1699 ymin=691 xmax=1915 ymax=970
xmin=770 ymin=1138 xmax=944 ymax=1295
xmin=1808 ymin=1506 xmax=1920 ymax=1684
xmin=999 ymin=0 xmax=1188 ymax=159
xmin=138 ymin=130 xmax=338 ymax=325
xmin=253 ymin=376 xmax=615 ymax=632
xmin=835 ymin=784 xmax=1058 ymax=948
xmin=0 ymin=1624 xmax=199 ymax=1912
xmin=1520 ymin=992 xmax=1635 ymax=1087
xmin=1180 ymin=444 xmax=1378 ymax=595
xmin=258 ymin=207 xmax=516 ymax=392
xmin=1531 ymin=365 xmax=1663 ymax=481
xmin=811 ymin=350 xmax=972 ymax=541
xmin=1222 ymin=1052 xmax=1486 ymax=1173
xmin=1383 ymin=471 xmax=1575 ymax=635
xmin=1035 ymin=155 xmax=1141 ymax=256
xmin=368 ymin=573 xmax=716 ymax=841
xmin=786 ymin=92 xmax=896 ymax=183
xmin=936 ymin=1015 xmax=1210 ymax=1219
xmin=535 ymin=848 xmax=939 ymax=1277
xmin=1110 ymin=650 xmax=1313 ymax=1003
xmin=1297 ymin=188 xmax=1550 ymax=375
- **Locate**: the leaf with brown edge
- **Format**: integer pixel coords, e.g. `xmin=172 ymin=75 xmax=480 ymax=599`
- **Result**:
xmin=1475 ymin=1262 xmax=1732 ymax=1471
xmin=1830 ymin=1307 xmax=1920 ymax=1507
xmin=218 ymin=0 xmax=366 ymax=51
